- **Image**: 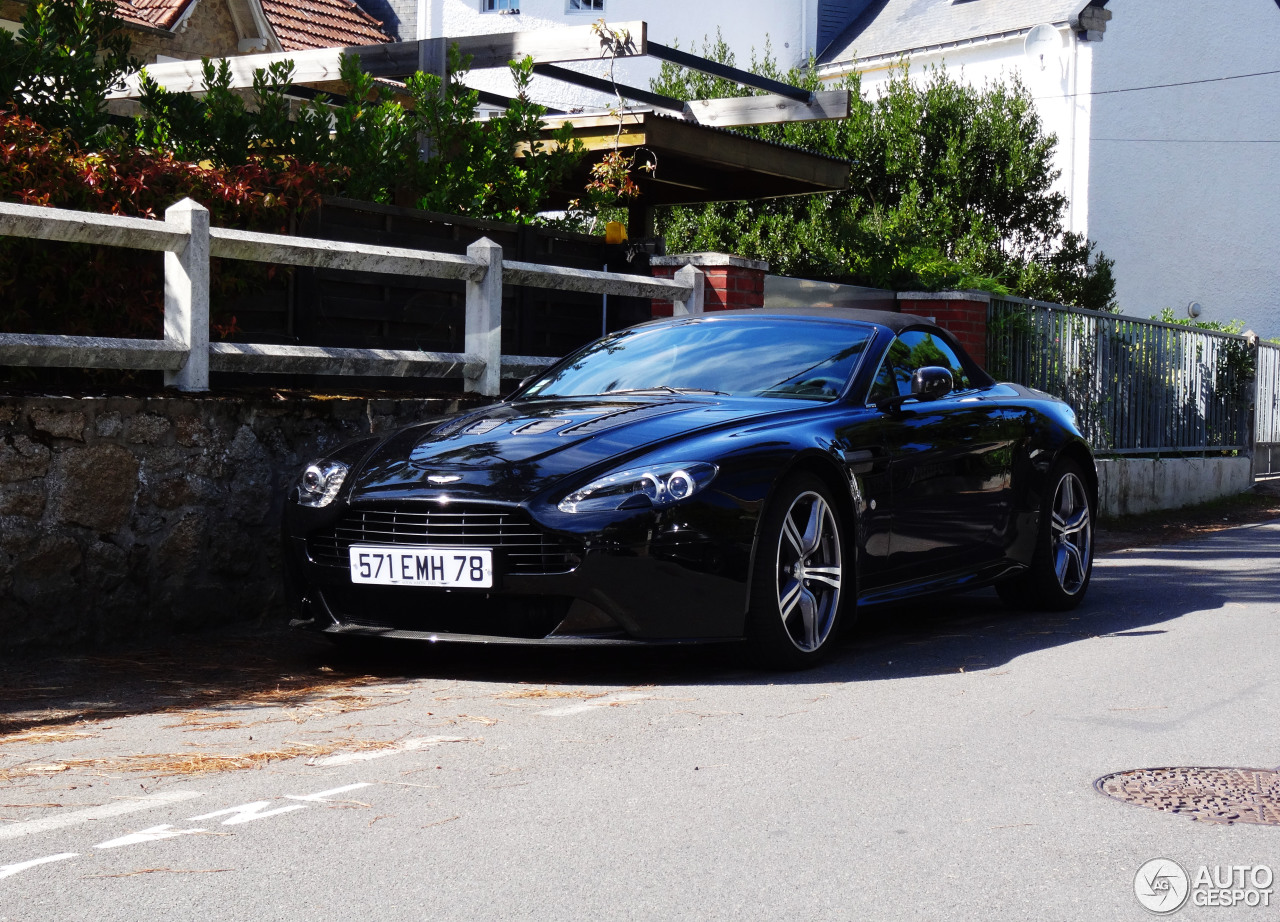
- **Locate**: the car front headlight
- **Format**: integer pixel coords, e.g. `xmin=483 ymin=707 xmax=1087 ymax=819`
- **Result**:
xmin=295 ymin=459 xmax=349 ymax=508
xmin=558 ymin=462 xmax=718 ymax=514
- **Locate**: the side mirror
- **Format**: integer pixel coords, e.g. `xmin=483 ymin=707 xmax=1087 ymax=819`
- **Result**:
xmin=911 ymin=366 xmax=954 ymax=402
xmin=875 ymin=366 xmax=955 ymax=412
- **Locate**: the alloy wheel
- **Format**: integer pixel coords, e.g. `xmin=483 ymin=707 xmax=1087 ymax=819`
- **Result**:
xmin=775 ymin=490 xmax=842 ymax=652
xmin=1050 ymin=471 xmax=1092 ymax=595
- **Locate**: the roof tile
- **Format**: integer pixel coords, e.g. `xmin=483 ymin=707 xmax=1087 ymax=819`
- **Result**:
xmin=260 ymin=0 xmax=391 ymax=51
xmin=111 ymin=0 xmax=391 ymax=48
xmin=113 ymin=0 xmax=192 ymax=31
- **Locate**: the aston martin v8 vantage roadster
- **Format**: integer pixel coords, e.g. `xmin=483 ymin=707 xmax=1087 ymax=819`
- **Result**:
xmin=283 ymin=308 xmax=1095 ymax=667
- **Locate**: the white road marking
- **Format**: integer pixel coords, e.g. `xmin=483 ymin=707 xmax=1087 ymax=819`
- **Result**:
xmin=189 ymin=802 xmax=306 ymax=826
xmin=539 ymin=692 xmax=652 ymax=717
xmin=94 ymin=824 xmax=207 ymax=850
xmin=3 ymin=783 xmax=399 ymax=881
xmin=0 ymin=853 xmax=78 ymax=880
xmin=0 ymin=791 xmax=204 ymax=841
xmin=285 ymin=782 xmax=373 ymax=803
xmin=312 ymin=736 xmax=480 ymax=766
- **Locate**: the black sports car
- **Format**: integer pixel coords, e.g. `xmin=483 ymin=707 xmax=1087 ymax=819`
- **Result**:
xmin=283 ymin=308 xmax=1095 ymax=667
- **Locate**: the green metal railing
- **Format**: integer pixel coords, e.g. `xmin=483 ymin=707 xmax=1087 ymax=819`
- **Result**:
xmin=987 ymin=295 xmax=1261 ymax=458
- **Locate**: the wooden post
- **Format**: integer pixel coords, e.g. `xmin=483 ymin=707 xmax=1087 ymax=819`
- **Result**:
xmin=626 ymin=203 xmax=655 ymax=242
xmin=673 ymin=265 xmax=704 ymax=316
xmin=418 ymin=36 xmax=448 ymax=161
xmin=163 ymin=198 xmax=210 ymax=391
xmin=465 ymin=237 xmax=503 ymax=396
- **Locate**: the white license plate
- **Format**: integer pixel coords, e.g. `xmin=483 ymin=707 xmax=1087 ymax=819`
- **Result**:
xmin=348 ymin=546 xmax=493 ymax=588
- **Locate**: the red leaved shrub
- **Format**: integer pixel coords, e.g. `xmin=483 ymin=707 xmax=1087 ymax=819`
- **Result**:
xmin=0 ymin=110 xmax=343 ymax=343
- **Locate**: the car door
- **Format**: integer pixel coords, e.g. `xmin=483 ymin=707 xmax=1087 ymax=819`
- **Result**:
xmin=868 ymin=330 xmax=1023 ymax=577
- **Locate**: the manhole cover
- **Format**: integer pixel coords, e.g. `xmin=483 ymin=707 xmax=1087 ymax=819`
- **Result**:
xmin=1095 ymin=767 xmax=1280 ymax=826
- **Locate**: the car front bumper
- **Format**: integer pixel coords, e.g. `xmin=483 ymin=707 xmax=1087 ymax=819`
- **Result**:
xmin=282 ymin=495 xmax=756 ymax=645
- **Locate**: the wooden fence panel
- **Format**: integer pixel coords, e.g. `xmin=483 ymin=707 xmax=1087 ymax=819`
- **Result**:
xmin=284 ymin=198 xmax=652 ymax=361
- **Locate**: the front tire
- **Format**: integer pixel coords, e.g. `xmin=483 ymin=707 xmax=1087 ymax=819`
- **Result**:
xmin=997 ymin=458 xmax=1095 ymax=611
xmin=747 ymin=474 xmax=848 ymax=669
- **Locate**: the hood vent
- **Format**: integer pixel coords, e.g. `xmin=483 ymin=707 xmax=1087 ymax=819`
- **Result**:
xmin=512 ymin=418 xmax=571 ymax=435
xmin=465 ymin=418 xmax=505 ymax=435
xmin=432 ymin=410 xmax=498 ymax=437
xmin=558 ymin=402 xmax=685 ymax=437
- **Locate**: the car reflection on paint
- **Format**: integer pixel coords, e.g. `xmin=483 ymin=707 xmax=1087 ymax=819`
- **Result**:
xmin=282 ymin=308 xmax=1095 ymax=668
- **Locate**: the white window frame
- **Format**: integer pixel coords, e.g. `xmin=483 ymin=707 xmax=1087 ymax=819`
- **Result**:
xmin=566 ymin=0 xmax=604 ymax=12
xmin=480 ymin=0 xmax=519 ymax=11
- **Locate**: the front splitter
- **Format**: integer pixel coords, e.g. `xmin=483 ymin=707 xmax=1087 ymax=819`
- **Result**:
xmin=296 ymin=619 xmax=737 ymax=647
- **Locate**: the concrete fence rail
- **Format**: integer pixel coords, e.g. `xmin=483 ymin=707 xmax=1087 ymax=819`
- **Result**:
xmin=0 ymin=198 xmax=705 ymax=396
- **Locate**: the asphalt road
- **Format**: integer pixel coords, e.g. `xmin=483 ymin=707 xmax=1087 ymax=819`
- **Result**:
xmin=2 ymin=521 xmax=1279 ymax=921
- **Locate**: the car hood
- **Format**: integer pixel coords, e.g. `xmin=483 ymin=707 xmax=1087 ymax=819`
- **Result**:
xmin=349 ymin=395 xmax=801 ymax=503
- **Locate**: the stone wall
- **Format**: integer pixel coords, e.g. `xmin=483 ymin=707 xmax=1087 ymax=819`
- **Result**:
xmin=0 ymin=393 xmax=482 ymax=651
xmin=128 ymin=0 xmax=243 ymax=64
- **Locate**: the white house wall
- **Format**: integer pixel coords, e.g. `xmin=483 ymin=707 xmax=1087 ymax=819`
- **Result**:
xmin=1087 ymin=0 xmax=1280 ymax=337
xmin=830 ymin=3 xmax=1280 ymax=337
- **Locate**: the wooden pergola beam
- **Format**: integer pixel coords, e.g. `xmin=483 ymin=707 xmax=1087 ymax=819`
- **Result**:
xmin=106 ymin=19 xmax=842 ymax=130
xmin=683 ymin=90 xmax=850 ymax=128
xmin=110 ymin=20 xmax=649 ymax=97
xmin=531 ymin=63 xmax=684 ymax=114
xmin=646 ymin=40 xmax=812 ymax=102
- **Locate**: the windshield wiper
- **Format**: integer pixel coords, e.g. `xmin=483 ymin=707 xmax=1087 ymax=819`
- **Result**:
xmin=599 ymin=386 xmax=728 ymax=396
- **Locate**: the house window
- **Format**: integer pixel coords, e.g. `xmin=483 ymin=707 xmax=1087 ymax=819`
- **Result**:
xmin=567 ymin=0 xmax=604 ymax=11
xmin=481 ymin=0 xmax=519 ymax=11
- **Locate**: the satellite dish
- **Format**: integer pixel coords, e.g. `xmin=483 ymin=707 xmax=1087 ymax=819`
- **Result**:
xmin=1023 ymin=23 xmax=1064 ymax=71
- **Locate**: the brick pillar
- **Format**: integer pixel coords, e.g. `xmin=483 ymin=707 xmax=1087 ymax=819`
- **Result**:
xmin=896 ymin=291 xmax=991 ymax=369
xmin=650 ymin=253 xmax=768 ymax=318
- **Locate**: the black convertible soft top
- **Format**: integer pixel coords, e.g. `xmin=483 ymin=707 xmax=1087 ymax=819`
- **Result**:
xmin=670 ymin=305 xmax=934 ymax=334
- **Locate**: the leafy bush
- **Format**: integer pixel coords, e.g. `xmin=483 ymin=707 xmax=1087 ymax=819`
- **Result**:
xmin=0 ymin=110 xmax=338 ymax=340
xmin=0 ymin=0 xmax=135 ymax=144
xmin=131 ymin=48 xmax=585 ymax=222
xmin=650 ymin=38 xmax=1117 ymax=311
xmin=3 ymin=0 xmax=586 ymax=222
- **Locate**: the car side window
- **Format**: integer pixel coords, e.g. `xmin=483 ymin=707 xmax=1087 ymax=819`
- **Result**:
xmin=868 ymin=331 xmax=973 ymax=403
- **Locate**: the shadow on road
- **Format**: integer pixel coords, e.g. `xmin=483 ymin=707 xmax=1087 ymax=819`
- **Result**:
xmin=2 ymin=521 xmax=1276 ymax=735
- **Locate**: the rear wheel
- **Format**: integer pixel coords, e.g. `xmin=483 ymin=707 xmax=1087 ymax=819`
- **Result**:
xmin=747 ymin=474 xmax=848 ymax=669
xmin=997 ymin=458 xmax=1094 ymax=611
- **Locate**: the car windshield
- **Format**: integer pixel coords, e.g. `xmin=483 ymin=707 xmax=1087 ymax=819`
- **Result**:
xmin=520 ymin=317 xmax=876 ymax=401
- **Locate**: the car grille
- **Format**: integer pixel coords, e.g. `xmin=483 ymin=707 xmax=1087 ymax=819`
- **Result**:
xmin=306 ymin=504 xmax=582 ymax=575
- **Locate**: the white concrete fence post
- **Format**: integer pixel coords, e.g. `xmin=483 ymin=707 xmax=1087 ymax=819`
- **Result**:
xmin=673 ymin=264 xmax=705 ymax=316
xmin=465 ymin=237 xmax=504 ymax=397
xmin=163 ymin=198 xmax=210 ymax=391
xmin=1246 ymin=332 xmax=1261 ymax=483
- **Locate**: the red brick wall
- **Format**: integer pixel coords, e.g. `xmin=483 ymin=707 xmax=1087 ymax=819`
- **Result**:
xmin=898 ymin=298 xmax=988 ymax=369
xmin=651 ymin=261 xmax=766 ymax=317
